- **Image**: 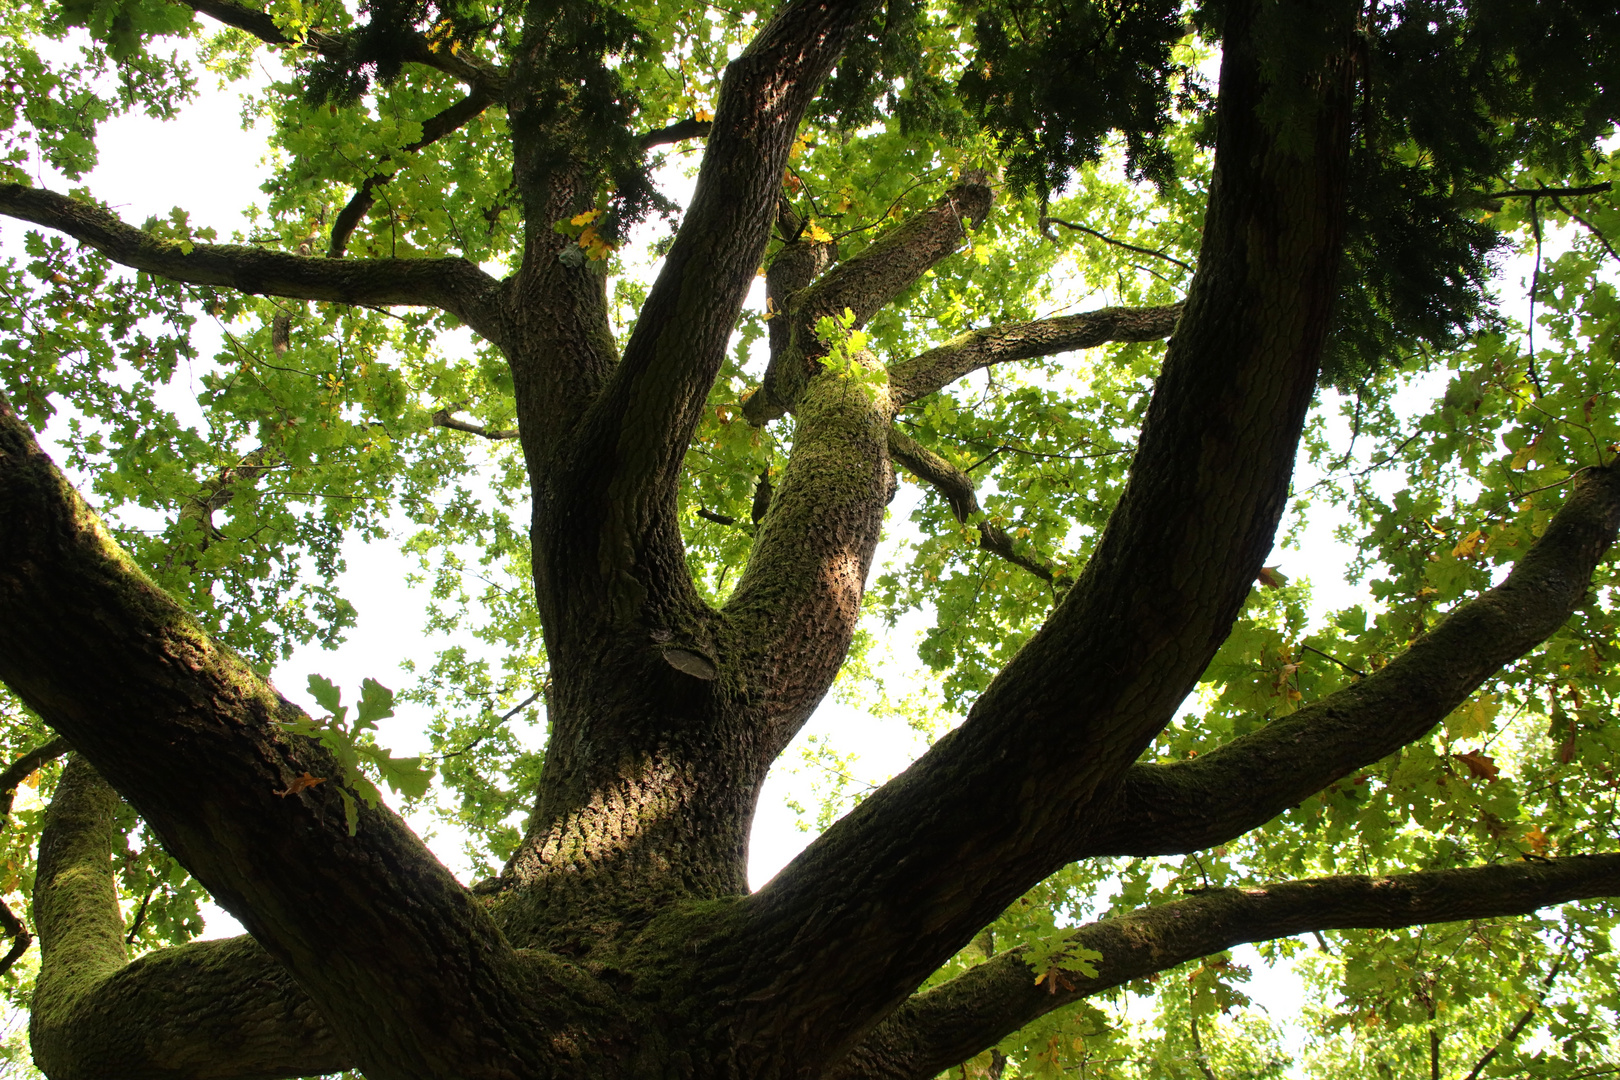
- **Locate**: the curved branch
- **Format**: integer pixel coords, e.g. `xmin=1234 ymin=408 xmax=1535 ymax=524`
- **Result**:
xmin=888 ymin=429 xmax=1055 ymax=583
xmin=1086 ymin=462 xmax=1620 ymax=858
xmin=32 ymin=757 xmax=350 ymax=1079
xmin=35 ymin=759 xmax=353 ymax=1076
xmin=328 ymin=88 xmax=497 ymax=258
xmin=0 ymin=736 xmax=69 ymax=977
xmin=720 ymin=8 xmax=1360 ymax=1063
xmin=179 ymin=0 xmax=507 ymax=92
xmin=887 ymin=303 xmax=1182 ymax=407
xmin=833 ymin=854 xmax=1620 ymax=1080
xmin=0 ymin=394 xmax=614 ymax=1078
xmin=0 ymin=185 xmax=506 ymax=342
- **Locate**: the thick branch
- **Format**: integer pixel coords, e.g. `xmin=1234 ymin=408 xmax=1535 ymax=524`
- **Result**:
xmin=834 ymin=855 xmax=1620 ymax=1080
xmin=32 ymin=757 xmax=350 ymax=1080
xmin=722 ymin=5 xmax=1358 ymax=1063
xmin=637 ymin=117 xmax=713 ymax=151
xmin=328 ymin=89 xmax=496 ymax=258
xmin=1087 ymin=462 xmax=1620 ymax=857
xmin=744 ymin=177 xmax=994 ymax=423
xmin=545 ymin=0 xmax=881 ymax=631
xmin=0 ymin=185 xmax=506 ymax=342
xmin=887 ymin=303 xmax=1182 ymax=407
xmin=888 ymin=429 xmax=1055 ymax=583
xmin=0 ymin=395 xmax=623 ymax=1079
xmin=179 ymin=0 xmax=506 ymax=91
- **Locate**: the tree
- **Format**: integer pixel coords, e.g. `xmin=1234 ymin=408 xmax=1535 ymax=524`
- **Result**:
xmin=0 ymin=0 xmax=1618 ymax=1074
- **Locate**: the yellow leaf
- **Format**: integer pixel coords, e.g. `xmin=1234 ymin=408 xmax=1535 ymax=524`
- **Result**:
xmin=806 ymin=220 xmax=833 ymax=244
xmin=1452 ymin=528 xmax=1485 ymax=557
xmin=569 ymin=209 xmax=601 ymax=227
xmin=694 ymin=108 xmax=714 ymax=122
xmin=1445 ymin=693 xmax=1500 ymax=740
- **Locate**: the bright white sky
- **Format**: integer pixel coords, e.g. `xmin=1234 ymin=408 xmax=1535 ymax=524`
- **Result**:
xmin=10 ymin=39 xmax=1543 ymax=1061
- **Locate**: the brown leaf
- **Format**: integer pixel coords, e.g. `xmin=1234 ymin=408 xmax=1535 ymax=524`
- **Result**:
xmin=1452 ymin=751 xmax=1500 ymax=781
xmin=275 ymin=772 xmax=327 ymax=797
xmin=1257 ymin=566 xmax=1289 ymax=588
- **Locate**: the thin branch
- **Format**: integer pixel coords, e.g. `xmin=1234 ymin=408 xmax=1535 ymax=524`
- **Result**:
xmin=1299 ymin=642 xmax=1365 ymax=677
xmin=1040 ymin=216 xmax=1194 ymax=272
xmin=1489 ymin=182 xmax=1612 ymax=200
xmin=1461 ymin=952 xmax=1565 ymax=1080
xmin=329 ymin=89 xmax=497 ymax=258
xmin=432 ymin=408 xmax=517 ymax=440
xmin=889 ymin=429 xmax=1057 ymax=584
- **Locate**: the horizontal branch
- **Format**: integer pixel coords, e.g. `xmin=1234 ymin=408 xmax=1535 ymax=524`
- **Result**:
xmin=0 ymin=185 xmax=506 ymax=341
xmin=181 ymin=0 xmax=506 ymax=91
xmin=329 ymin=88 xmax=497 ymax=258
xmin=835 ymin=854 xmax=1620 ymax=1080
xmin=432 ymin=408 xmax=517 ymax=440
xmin=889 ymin=429 xmax=1055 ymax=583
xmin=1039 ymin=216 xmax=1194 ymax=271
xmin=887 ymin=303 xmax=1182 ymax=406
xmin=638 ymin=117 xmax=713 ymax=151
xmin=1087 ymin=462 xmax=1620 ymax=858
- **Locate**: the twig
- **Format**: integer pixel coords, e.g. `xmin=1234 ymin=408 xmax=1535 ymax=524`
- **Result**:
xmin=1040 ymin=216 xmax=1193 ymax=272
xmin=1300 ymin=643 xmax=1366 ymax=678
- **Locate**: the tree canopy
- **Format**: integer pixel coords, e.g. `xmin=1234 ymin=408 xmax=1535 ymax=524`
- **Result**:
xmin=0 ymin=0 xmax=1618 ymax=1076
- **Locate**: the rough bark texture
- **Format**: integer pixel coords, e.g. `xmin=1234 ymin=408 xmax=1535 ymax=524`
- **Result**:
xmin=2 ymin=0 xmax=1618 ymax=1076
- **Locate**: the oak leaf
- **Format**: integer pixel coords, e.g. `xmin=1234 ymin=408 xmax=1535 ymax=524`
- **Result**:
xmin=275 ymin=772 xmax=327 ymax=797
xmin=1452 ymin=751 xmax=1499 ymax=781
xmin=1257 ymin=566 xmax=1288 ymax=588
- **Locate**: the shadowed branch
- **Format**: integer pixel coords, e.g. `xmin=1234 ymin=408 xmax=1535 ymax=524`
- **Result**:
xmin=179 ymin=0 xmax=506 ymax=91
xmin=833 ymin=854 xmax=1620 ymax=1080
xmin=889 ymin=428 xmax=1056 ymax=583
